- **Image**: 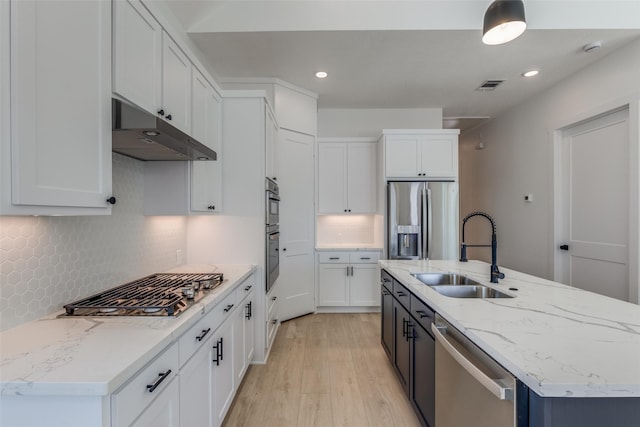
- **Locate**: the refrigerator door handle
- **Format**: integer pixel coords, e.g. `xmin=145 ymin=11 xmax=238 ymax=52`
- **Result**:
xmin=421 ymin=184 xmax=428 ymax=259
xmin=426 ymin=186 xmax=433 ymax=259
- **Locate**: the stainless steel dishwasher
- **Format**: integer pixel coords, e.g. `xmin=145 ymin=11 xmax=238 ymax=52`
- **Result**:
xmin=432 ymin=315 xmax=517 ymax=427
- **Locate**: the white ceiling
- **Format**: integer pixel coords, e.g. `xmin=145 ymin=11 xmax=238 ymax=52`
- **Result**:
xmin=159 ymin=1 xmax=640 ymax=129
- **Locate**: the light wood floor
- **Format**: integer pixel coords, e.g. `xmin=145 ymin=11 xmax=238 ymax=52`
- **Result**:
xmin=223 ymin=313 xmax=421 ymax=427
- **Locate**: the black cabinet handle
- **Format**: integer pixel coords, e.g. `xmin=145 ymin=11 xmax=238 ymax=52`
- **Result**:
xmin=560 ymin=244 xmax=569 ymax=251
xmin=414 ymin=310 xmax=431 ymax=319
xmin=146 ymin=369 xmax=172 ymax=393
xmin=282 ymin=248 xmax=287 ymax=252
xmin=402 ymin=318 xmax=407 ymax=338
xmin=166 ymin=114 xmax=172 ymax=121
xmin=382 ymin=290 xmax=390 ymax=295
xmin=396 ymin=291 xmax=406 ymax=297
xmin=157 ymin=109 xmax=165 ymax=116
xmin=382 ymin=278 xmax=391 ymax=283
xmin=246 ymin=301 xmax=252 ymax=320
xmin=360 ymin=257 xmax=371 ymax=260
xmin=329 ymin=257 xmax=340 ymax=260
xmin=406 ymin=324 xmax=414 ymax=341
xmin=244 ymin=285 xmax=253 ymax=291
xmin=271 ymin=296 xmax=277 ymax=301
xmin=208 ymin=205 xmax=215 ymax=210
xmin=212 ymin=337 xmax=223 ymax=365
xmin=196 ymin=328 xmax=211 ymax=342
xmin=223 ymin=304 xmax=234 ymax=313
xmin=106 ymin=196 xmax=116 ymax=205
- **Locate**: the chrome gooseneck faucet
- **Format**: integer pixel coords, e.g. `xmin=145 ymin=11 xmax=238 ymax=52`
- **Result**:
xmin=460 ymin=211 xmax=505 ymax=283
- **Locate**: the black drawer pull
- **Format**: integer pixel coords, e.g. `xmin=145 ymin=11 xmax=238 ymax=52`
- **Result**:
xmin=396 ymin=291 xmax=406 ymax=296
xmin=223 ymin=304 xmax=234 ymax=313
xmin=196 ymin=328 xmax=211 ymax=342
xmin=414 ymin=310 xmax=431 ymax=319
xmin=246 ymin=301 xmax=252 ymax=319
xmin=212 ymin=337 xmax=223 ymax=365
xmin=146 ymin=370 xmax=172 ymax=393
xmin=382 ymin=278 xmax=391 ymax=283
xmin=329 ymin=257 xmax=340 ymax=260
xmin=382 ymin=290 xmax=390 ymax=295
xmin=360 ymin=257 xmax=371 ymax=260
xmin=244 ymin=285 xmax=253 ymax=291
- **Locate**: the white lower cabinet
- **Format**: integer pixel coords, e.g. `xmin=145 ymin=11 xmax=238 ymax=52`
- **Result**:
xmin=317 ymin=252 xmax=381 ymax=308
xmin=179 ymin=334 xmax=214 ymax=427
xmin=133 ymin=378 xmax=180 ymax=427
xmin=212 ymin=316 xmax=235 ymax=426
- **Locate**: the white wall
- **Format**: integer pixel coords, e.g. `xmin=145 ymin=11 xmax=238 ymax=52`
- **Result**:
xmin=318 ymin=108 xmax=442 ymax=137
xmin=460 ymin=38 xmax=640 ymax=302
xmin=0 ymin=154 xmax=187 ymax=331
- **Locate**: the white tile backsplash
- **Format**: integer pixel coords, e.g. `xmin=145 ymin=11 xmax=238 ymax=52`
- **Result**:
xmin=0 ymin=154 xmax=187 ymax=331
xmin=316 ymin=214 xmax=383 ymax=247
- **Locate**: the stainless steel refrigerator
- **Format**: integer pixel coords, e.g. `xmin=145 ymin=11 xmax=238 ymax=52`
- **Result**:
xmin=387 ymin=181 xmax=458 ymax=260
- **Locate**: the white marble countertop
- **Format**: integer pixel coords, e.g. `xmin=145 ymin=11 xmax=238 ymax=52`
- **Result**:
xmin=315 ymin=245 xmax=383 ymax=251
xmin=0 ymin=264 xmax=255 ymax=397
xmin=380 ymin=259 xmax=640 ymax=398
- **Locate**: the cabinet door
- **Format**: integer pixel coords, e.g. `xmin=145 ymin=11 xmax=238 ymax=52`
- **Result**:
xmin=419 ymin=135 xmax=458 ymax=178
xmin=212 ymin=318 xmax=235 ymax=426
xmin=133 ymin=378 xmax=180 ymax=427
xmin=180 ymin=337 xmax=213 ymax=427
xmin=112 ymin=0 xmax=162 ymax=115
xmin=232 ymin=304 xmax=246 ymax=386
xmin=393 ymin=300 xmax=411 ymax=395
xmin=349 ymin=264 xmax=379 ymax=306
xmin=244 ymin=295 xmax=255 ymax=369
xmin=265 ymin=108 xmax=279 ymax=182
xmin=411 ymin=324 xmax=436 ymax=427
xmin=317 ymin=143 xmax=347 ymax=213
xmin=317 ymin=263 xmax=349 ymax=306
xmin=8 ymin=0 xmax=112 ymax=210
xmin=381 ymin=285 xmax=394 ymax=359
xmin=347 ymin=142 xmax=377 ymax=213
xmin=190 ymin=68 xmax=223 ymax=213
xmin=385 ymin=135 xmax=420 ymax=178
xmin=161 ymin=31 xmax=191 ymax=134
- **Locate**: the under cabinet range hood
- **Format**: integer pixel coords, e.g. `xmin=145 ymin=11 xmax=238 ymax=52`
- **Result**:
xmin=111 ymin=99 xmax=217 ymax=161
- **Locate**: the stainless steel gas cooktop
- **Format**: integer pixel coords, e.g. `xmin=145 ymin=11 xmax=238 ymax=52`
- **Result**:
xmin=62 ymin=273 xmax=224 ymax=317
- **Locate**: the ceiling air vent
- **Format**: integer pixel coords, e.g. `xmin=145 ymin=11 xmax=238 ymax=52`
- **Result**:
xmin=476 ymin=80 xmax=505 ymax=91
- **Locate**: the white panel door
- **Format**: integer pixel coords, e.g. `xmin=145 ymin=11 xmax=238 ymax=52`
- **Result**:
xmin=349 ymin=264 xmax=380 ymax=306
xmin=133 ymin=378 xmax=180 ymax=427
xmin=560 ymin=108 xmax=629 ymax=301
xmin=347 ymin=142 xmax=377 ymax=213
xmin=420 ymin=136 xmax=457 ymax=178
xmin=10 ymin=0 xmax=112 ymax=208
xmin=212 ymin=319 xmax=234 ymax=426
xmin=179 ymin=337 xmax=213 ymax=427
xmin=318 ymin=143 xmax=347 ymax=213
xmin=161 ymin=31 xmax=191 ymax=134
xmin=278 ymin=130 xmax=316 ymax=321
xmin=318 ymin=263 xmax=349 ymax=306
xmin=112 ymin=0 xmax=162 ymax=115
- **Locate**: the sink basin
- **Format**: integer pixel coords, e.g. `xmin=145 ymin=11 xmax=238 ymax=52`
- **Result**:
xmin=431 ymin=285 xmax=514 ymax=299
xmin=411 ymin=272 xmax=482 ymax=287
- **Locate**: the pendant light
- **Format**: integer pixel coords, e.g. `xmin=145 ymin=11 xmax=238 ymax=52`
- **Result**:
xmin=482 ymin=0 xmax=526 ymax=45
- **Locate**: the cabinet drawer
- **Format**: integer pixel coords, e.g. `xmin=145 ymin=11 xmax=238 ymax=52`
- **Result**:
xmin=410 ymin=294 xmax=435 ymax=333
xmin=318 ymin=252 xmax=349 ymax=263
xmin=393 ymin=280 xmax=411 ymax=309
xmin=112 ymin=342 xmax=179 ymax=427
xmin=179 ymin=308 xmax=217 ymax=367
xmin=268 ymin=291 xmax=278 ymax=318
xmin=211 ymin=290 xmax=238 ymax=327
xmin=349 ymin=252 xmax=380 ymax=264
xmin=381 ymin=269 xmax=393 ymax=293
xmin=237 ymin=274 xmax=256 ymax=303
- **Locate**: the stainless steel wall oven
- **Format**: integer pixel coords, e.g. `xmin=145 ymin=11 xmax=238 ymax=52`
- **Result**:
xmin=266 ymin=178 xmax=280 ymax=292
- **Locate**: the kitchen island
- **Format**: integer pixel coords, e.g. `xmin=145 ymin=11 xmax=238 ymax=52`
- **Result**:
xmin=381 ymin=259 xmax=640 ymax=426
xmin=0 ymin=264 xmax=256 ymax=427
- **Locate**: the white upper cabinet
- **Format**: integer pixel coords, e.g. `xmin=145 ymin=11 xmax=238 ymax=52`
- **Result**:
xmin=265 ymin=108 xmax=279 ymax=182
xmin=1 ymin=0 xmax=113 ymax=215
xmin=161 ymin=31 xmax=191 ymax=134
xmin=113 ymin=1 xmax=191 ymax=134
xmin=190 ymin=67 xmax=223 ymax=213
xmin=317 ymin=139 xmax=378 ymax=214
xmin=383 ymin=130 xmax=459 ymax=179
xmin=112 ymin=0 xmax=162 ymax=116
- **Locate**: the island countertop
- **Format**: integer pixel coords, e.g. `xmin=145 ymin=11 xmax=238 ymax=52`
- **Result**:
xmin=380 ymin=259 xmax=640 ymax=398
xmin=0 ymin=264 xmax=255 ymax=397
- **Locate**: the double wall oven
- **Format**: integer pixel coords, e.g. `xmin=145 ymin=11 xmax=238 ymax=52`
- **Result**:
xmin=266 ymin=178 xmax=280 ymax=292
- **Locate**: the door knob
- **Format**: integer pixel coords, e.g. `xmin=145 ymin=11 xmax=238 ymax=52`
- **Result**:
xmin=559 ymin=244 xmax=569 ymax=251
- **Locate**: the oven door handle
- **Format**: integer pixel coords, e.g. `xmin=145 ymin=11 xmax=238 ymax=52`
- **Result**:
xmin=269 ymin=232 xmax=280 ymax=240
xmin=431 ymin=323 xmax=513 ymax=401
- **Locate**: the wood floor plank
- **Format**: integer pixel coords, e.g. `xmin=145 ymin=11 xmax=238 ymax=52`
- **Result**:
xmin=223 ymin=313 xmax=421 ymax=427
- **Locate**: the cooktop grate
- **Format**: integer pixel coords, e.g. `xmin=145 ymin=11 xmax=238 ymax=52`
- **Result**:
xmin=63 ymin=273 xmax=223 ymax=316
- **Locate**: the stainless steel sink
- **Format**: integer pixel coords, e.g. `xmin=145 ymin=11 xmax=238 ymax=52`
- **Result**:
xmin=411 ymin=272 xmax=482 ymax=287
xmin=410 ymin=272 xmax=514 ymax=299
xmin=431 ymin=285 xmax=514 ymax=299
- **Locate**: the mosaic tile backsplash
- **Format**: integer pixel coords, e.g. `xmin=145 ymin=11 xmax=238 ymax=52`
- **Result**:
xmin=0 ymin=154 xmax=187 ymax=331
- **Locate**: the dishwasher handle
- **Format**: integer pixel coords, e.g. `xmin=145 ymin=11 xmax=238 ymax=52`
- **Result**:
xmin=431 ymin=323 xmax=513 ymax=401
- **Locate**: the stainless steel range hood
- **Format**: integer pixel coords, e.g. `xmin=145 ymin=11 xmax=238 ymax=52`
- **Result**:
xmin=112 ymin=99 xmax=217 ymax=161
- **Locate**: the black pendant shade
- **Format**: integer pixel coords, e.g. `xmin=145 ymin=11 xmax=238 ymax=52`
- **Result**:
xmin=482 ymin=0 xmax=527 ymax=45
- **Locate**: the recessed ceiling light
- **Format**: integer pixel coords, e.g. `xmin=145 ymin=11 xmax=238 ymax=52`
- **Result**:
xmin=315 ymin=71 xmax=328 ymax=79
xmin=522 ymin=70 xmax=539 ymax=78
